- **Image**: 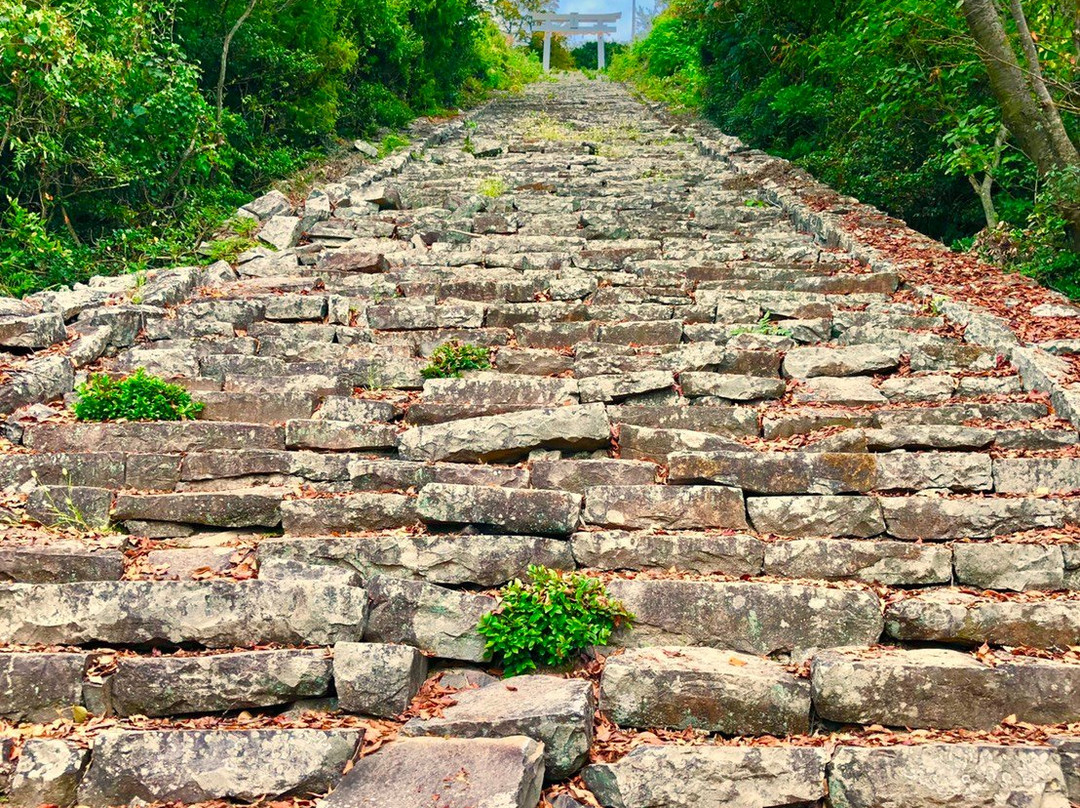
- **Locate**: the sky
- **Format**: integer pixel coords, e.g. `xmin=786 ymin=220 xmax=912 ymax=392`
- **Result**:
xmin=555 ymin=0 xmax=637 ymax=43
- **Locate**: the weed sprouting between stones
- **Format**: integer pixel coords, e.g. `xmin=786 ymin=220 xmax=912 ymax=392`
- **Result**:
xmin=73 ymin=369 xmax=204 ymax=422
xmin=478 ymin=565 xmax=634 ymax=677
xmin=420 ymin=341 xmax=492 ymax=379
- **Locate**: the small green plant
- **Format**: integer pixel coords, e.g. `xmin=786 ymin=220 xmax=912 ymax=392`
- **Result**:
xmin=731 ymin=311 xmax=794 ymax=338
xmin=421 ymin=341 xmax=492 ymax=379
xmin=478 ymin=566 xmax=635 ymax=677
xmin=73 ymin=369 xmax=204 ymax=422
xmin=378 ymin=133 xmax=411 ymax=158
xmin=744 ymin=198 xmax=769 ymax=208
xmin=477 ymin=177 xmax=508 ymax=198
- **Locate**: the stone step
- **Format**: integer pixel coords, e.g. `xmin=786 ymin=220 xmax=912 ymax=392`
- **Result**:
xmin=75 ymin=729 xmax=361 ymax=806
xmin=0 ymin=581 xmax=366 ymax=647
xmin=601 ymin=646 xmax=810 ymax=736
xmin=583 ymin=742 xmax=1076 ymax=808
xmin=606 ymin=578 xmax=883 ymax=655
xmin=811 ymin=647 xmax=1080 ymax=730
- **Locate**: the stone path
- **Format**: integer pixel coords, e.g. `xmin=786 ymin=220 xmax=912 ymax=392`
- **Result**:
xmin=2 ymin=75 xmax=1080 ymax=807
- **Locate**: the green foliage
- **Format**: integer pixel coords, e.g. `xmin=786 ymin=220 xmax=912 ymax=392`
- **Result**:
xmin=73 ymin=369 xmax=204 ymax=422
xmin=570 ymin=40 xmax=627 ymax=71
xmin=620 ymin=0 xmax=1080 ymax=297
xmin=478 ymin=565 xmax=634 ymax=677
xmin=477 ymin=176 xmax=508 ymax=198
xmin=731 ymin=311 xmax=794 ymax=338
xmin=421 ymin=341 xmax=492 ymax=379
xmin=0 ymin=0 xmax=538 ymax=298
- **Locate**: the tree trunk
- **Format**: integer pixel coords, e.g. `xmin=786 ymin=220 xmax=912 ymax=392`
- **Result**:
xmin=216 ymin=0 xmax=258 ymax=125
xmin=961 ymin=0 xmax=1080 ymax=244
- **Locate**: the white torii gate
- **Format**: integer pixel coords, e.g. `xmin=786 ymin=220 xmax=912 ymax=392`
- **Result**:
xmin=533 ymin=11 xmax=622 ymax=73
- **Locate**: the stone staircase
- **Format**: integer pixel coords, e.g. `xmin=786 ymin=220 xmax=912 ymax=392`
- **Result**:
xmin=1 ymin=74 xmax=1080 ymax=807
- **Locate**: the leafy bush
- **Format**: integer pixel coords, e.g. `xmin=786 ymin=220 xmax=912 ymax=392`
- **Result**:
xmin=73 ymin=369 xmax=204 ymax=422
xmin=478 ymin=565 xmax=635 ymax=677
xmin=421 ymin=341 xmax=492 ymax=379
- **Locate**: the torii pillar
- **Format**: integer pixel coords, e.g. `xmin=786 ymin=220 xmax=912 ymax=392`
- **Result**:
xmin=597 ymin=33 xmax=606 ymax=70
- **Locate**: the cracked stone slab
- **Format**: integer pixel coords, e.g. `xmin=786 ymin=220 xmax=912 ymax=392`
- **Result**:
xmin=812 ymin=647 xmax=1080 ymax=730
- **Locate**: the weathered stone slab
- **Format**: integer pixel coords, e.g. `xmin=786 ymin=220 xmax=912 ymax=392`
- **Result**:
xmin=399 ymin=404 xmax=610 ymax=462
xmin=606 ymin=579 xmax=884 ymax=655
xmin=764 ymin=539 xmax=950 ymax=585
xmin=578 ymin=371 xmax=674 ymax=403
xmin=417 ymin=483 xmax=581 ymax=536
xmin=9 ymin=739 xmax=89 ymax=808
xmin=748 ymin=495 xmax=885 ymax=538
xmin=78 ymin=730 xmax=361 ymax=806
xmin=0 ymin=652 xmax=89 ymax=723
xmin=322 ymin=736 xmax=544 ymax=808
xmin=0 ymin=546 xmax=124 ymax=583
xmin=610 ymin=404 xmax=758 ymax=437
xmin=364 ymin=576 xmax=496 ymax=662
xmin=618 ymin=424 xmax=742 ymax=463
xmin=885 ymin=591 xmax=1080 ymax=648
xmin=584 ymin=485 xmax=747 ymax=530
xmin=281 ymin=493 xmax=417 ymax=534
xmin=106 ymin=650 xmax=333 ymax=717
xmin=880 ymin=496 xmax=1064 ymax=539
xmin=783 ymin=345 xmax=901 ymax=378
xmin=812 ymin=647 xmax=1080 ymax=730
xmin=827 ymin=743 xmax=1069 ymax=808
xmin=24 ymin=421 xmax=285 ymax=452
xmin=601 ymin=646 xmax=810 ymax=735
xmin=583 ymin=746 xmax=828 ymax=808
xmin=994 ymin=458 xmax=1080 ymax=494
xmin=570 ymin=530 xmax=763 ymax=575
xmin=678 ymin=372 xmax=786 ymax=400
xmin=530 ymin=458 xmax=656 ymax=493
xmin=257 ymin=533 xmax=574 ymax=587
xmin=112 ymin=489 xmax=283 ymax=528
xmin=0 ymin=581 xmax=366 ymax=647
xmin=407 ymin=374 xmax=578 ymax=424
xmin=402 ymin=675 xmax=593 ymax=780
xmin=284 ymin=419 xmax=397 ymax=451
xmin=668 ymin=451 xmax=875 ymax=494
xmin=334 ymin=642 xmax=427 ymax=718
xmin=954 ymin=543 xmax=1065 ymax=591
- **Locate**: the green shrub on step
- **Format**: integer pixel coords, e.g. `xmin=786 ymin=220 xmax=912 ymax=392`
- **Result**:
xmin=421 ymin=341 xmax=492 ymax=379
xmin=478 ymin=565 xmax=635 ymax=677
xmin=73 ymin=369 xmax=204 ymax=422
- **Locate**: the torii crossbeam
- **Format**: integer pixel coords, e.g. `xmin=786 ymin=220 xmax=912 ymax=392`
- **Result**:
xmin=533 ymin=11 xmax=623 ymax=72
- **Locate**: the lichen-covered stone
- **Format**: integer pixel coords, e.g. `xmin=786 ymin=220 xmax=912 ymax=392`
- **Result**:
xmin=0 ymin=652 xmax=89 ymax=723
xmin=417 ymin=482 xmax=582 ymax=536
